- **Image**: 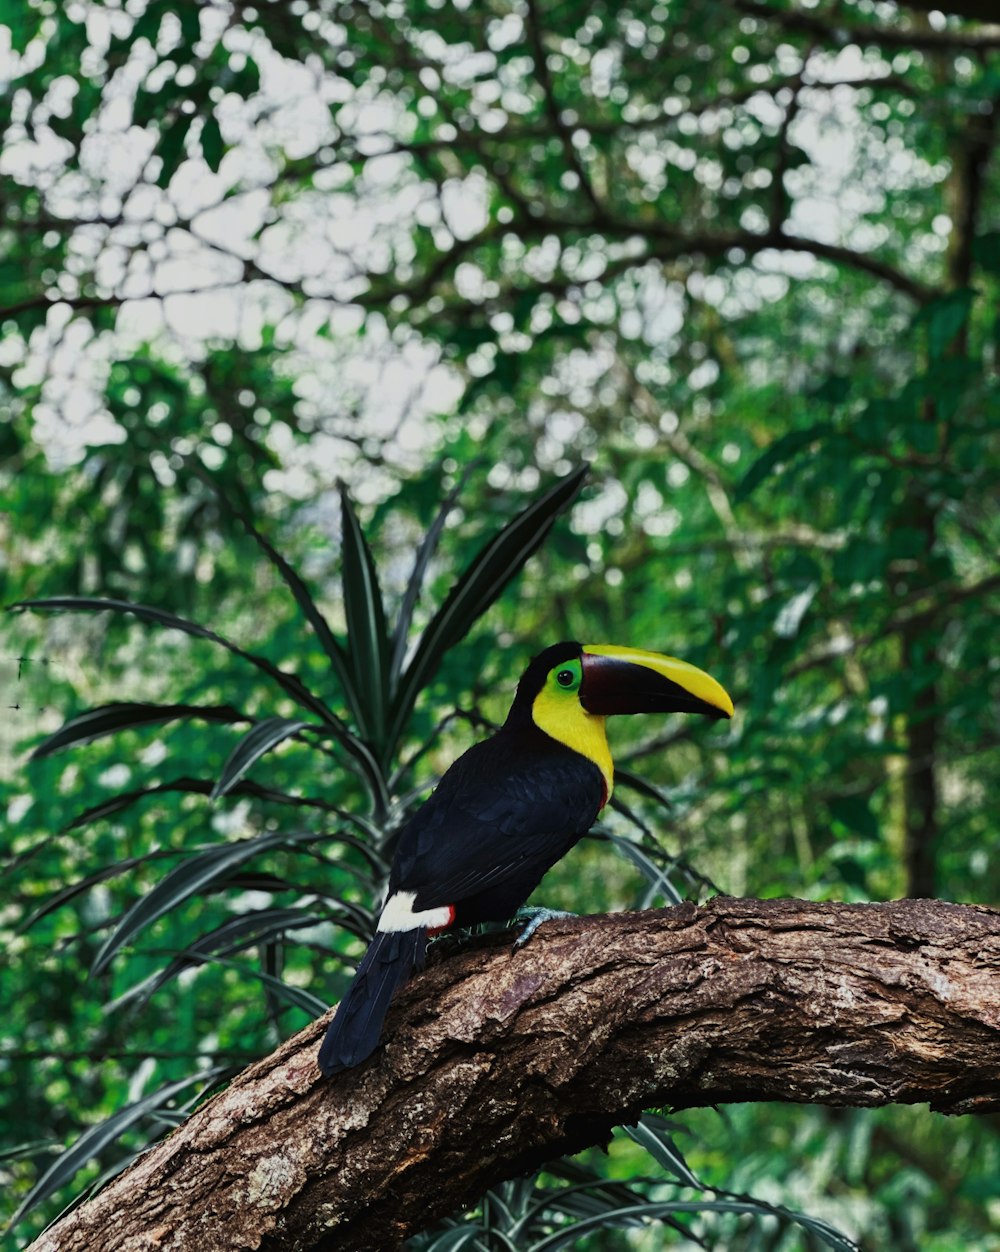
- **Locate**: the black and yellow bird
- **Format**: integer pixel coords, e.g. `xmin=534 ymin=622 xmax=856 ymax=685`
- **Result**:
xmin=318 ymin=641 xmax=733 ymax=1076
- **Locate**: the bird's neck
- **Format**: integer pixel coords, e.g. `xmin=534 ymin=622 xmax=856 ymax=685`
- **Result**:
xmin=528 ymin=688 xmax=614 ymax=802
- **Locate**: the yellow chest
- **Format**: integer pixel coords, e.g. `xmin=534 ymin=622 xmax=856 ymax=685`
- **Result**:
xmin=531 ymin=688 xmax=614 ymax=801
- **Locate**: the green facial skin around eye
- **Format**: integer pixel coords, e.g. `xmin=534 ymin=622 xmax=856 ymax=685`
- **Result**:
xmin=553 ymin=660 xmax=581 ymax=691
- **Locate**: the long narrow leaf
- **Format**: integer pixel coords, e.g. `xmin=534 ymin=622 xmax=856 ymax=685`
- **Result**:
xmin=544 ymin=1156 xmax=657 ymax=1214
xmin=613 ymin=767 xmax=673 ymax=811
xmin=622 ymin=1117 xmax=703 ymax=1190
xmin=302 ymin=725 xmax=390 ymax=818
xmin=105 ymin=908 xmax=325 ymax=1014
xmin=340 ymin=486 xmax=390 ymax=745
xmin=598 ymin=833 xmax=685 ymax=906
xmin=31 ymin=702 xmax=247 ymax=759
xmin=35 ymin=810 xmax=377 ymax=965
xmin=186 ymin=952 xmax=329 ymax=1016
xmin=64 ymin=775 xmax=375 ymax=832
xmin=532 ymin=1199 xmax=858 ymax=1252
xmin=211 ymin=716 xmax=313 ymax=800
xmin=9 ymin=1072 xmax=212 ymax=1228
xmin=11 ymin=597 xmax=336 ymax=724
xmin=543 ymin=1190 xmax=661 ymax=1233
xmin=418 ymin=1227 xmax=486 ymax=1252
xmin=61 ymin=1072 xmax=220 ymax=1222
xmin=516 ymin=1178 xmax=647 ymax=1236
xmin=189 ymin=475 xmax=390 ymax=810
xmin=20 ymin=849 xmax=180 ymax=931
xmin=0 ymin=1140 xmax=58 ymax=1165
xmin=91 ymin=830 xmax=306 ymax=975
xmin=389 ymin=462 xmax=478 ymax=689
xmin=12 ymin=597 xmax=387 ymax=802
xmin=387 ymin=466 xmax=587 ymax=754
xmin=201 ymin=480 xmax=362 ymax=723
xmin=105 ymin=881 xmax=377 ymax=1016
xmin=735 ymin=421 xmax=835 ymax=503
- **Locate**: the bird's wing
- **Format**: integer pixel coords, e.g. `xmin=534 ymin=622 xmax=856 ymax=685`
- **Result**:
xmin=391 ymin=732 xmax=604 ymax=911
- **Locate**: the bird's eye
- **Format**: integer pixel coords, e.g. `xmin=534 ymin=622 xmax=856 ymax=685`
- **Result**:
xmin=556 ymin=669 xmax=575 ymax=688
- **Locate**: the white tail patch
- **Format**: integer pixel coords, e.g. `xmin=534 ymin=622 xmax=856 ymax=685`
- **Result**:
xmin=377 ymin=890 xmax=453 ymax=934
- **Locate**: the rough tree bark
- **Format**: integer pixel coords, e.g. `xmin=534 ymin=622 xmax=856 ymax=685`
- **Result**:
xmin=28 ymin=897 xmax=1000 ymax=1252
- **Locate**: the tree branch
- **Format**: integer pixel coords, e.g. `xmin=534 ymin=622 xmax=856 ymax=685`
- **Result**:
xmin=897 ymin=0 xmax=1000 ymax=22
xmin=524 ymin=0 xmax=604 ymax=218
xmin=26 ymin=898 xmax=1000 ymax=1252
xmin=736 ymin=0 xmax=1000 ymax=51
xmin=1 ymin=186 xmax=933 ymax=328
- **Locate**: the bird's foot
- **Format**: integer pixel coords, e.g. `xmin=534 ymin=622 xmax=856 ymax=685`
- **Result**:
xmin=512 ymin=906 xmax=577 ymax=950
xmin=428 ymin=924 xmax=483 ymax=956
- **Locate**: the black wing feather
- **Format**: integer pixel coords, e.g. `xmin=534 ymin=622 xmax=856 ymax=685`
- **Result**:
xmin=390 ymin=728 xmax=604 ymax=918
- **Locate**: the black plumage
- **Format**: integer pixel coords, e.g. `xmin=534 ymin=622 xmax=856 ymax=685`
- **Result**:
xmin=318 ymin=639 xmax=732 ymax=1077
xmin=316 ymin=929 xmax=427 ymax=1077
xmin=318 ymin=733 xmax=602 ymax=1076
xmin=389 ymin=727 xmax=604 ymax=929
xmin=319 ymin=644 xmax=603 ymax=1077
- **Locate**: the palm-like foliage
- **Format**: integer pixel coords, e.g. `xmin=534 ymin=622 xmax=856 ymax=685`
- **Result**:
xmin=7 ymin=465 xmax=853 ymax=1248
xmin=412 ymin=1116 xmax=858 ymax=1252
xmin=10 ymin=467 xmax=614 ymax=1224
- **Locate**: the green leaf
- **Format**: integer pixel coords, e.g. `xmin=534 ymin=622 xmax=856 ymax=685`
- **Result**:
xmin=108 ymin=908 xmax=327 ymax=1013
xmin=90 ymin=829 xmax=317 ymax=975
xmin=972 ymin=231 xmax=1000 ymax=275
xmin=155 ymin=113 xmax=193 ymax=188
xmin=417 ymin=1227 xmax=485 ymax=1252
xmin=622 ymin=1116 xmax=703 ymax=1189
xmin=389 ymin=463 xmax=478 ymax=691
xmin=21 ymin=849 xmax=179 ymax=931
xmin=386 ymin=465 xmax=587 ymax=755
xmin=735 ymin=423 xmax=835 ymax=503
xmin=10 ymin=597 xmax=340 ymax=732
xmin=914 ymin=288 xmax=975 ymax=360
xmin=201 ymin=115 xmax=224 ymax=171
xmin=0 ymin=1140 xmax=57 ymax=1165
xmin=9 ymin=1072 xmax=214 ymax=1227
xmin=63 ymin=775 xmax=379 ymax=838
xmin=340 ymin=486 xmax=390 ymax=746
xmin=32 ymin=702 xmax=247 ymax=759
xmin=211 ymin=716 xmax=313 ymax=800
xmin=531 ymin=1199 xmax=858 ymax=1252
xmin=533 ymin=1179 xmax=651 ymax=1229
xmin=196 ymin=489 xmax=366 ymax=749
xmin=186 ymin=952 xmax=329 ymax=1016
xmin=2 ymin=2 xmax=44 ymax=54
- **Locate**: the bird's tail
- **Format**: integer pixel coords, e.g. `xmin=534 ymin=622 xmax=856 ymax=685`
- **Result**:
xmin=318 ymin=927 xmax=427 ymax=1076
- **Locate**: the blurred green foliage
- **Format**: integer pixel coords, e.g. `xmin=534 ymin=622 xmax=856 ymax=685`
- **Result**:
xmin=2 ymin=0 xmax=999 ymax=1248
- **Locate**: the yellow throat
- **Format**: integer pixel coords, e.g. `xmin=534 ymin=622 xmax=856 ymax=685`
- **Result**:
xmin=531 ymin=684 xmax=614 ymax=801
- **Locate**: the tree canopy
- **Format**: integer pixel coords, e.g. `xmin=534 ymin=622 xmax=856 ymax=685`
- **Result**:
xmin=2 ymin=0 xmax=999 ymax=1248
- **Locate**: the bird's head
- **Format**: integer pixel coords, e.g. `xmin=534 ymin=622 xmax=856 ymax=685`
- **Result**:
xmin=505 ymin=641 xmax=733 ymax=730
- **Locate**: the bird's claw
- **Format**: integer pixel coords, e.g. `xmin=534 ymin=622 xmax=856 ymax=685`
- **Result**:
xmin=512 ymin=906 xmax=576 ymax=950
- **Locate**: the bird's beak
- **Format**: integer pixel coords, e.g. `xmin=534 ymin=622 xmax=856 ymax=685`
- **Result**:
xmin=580 ymin=645 xmax=734 ymax=720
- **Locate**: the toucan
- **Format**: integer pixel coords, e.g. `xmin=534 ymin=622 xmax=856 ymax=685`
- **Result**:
xmin=318 ymin=641 xmax=733 ymax=1076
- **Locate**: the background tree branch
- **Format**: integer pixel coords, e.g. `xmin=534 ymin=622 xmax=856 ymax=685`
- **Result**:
xmin=736 ymin=1 xmax=1000 ymax=50
xmin=26 ymin=897 xmax=1000 ymax=1252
